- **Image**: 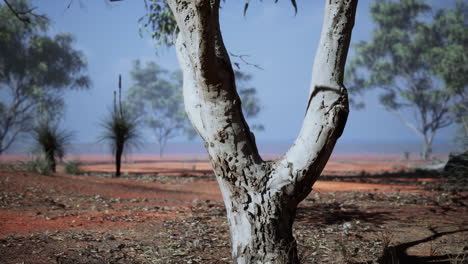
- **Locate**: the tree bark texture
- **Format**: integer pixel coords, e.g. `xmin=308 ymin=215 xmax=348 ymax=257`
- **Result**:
xmin=168 ymin=0 xmax=357 ymax=263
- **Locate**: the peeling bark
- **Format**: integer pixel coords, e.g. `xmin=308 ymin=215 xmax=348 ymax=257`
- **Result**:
xmin=168 ymin=0 xmax=357 ymax=263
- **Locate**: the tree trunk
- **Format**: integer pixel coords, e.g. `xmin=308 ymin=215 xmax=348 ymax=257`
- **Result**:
xmin=47 ymin=151 xmax=56 ymax=173
xmin=158 ymin=138 xmax=165 ymax=158
xmin=168 ymin=0 xmax=357 ymax=262
xmin=421 ymin=134 xmax=433 ymax=161
xmin=115 ymin=144 xmax=123 ymax=177
xmin=218 ymin=178 xmax=300 ymax=263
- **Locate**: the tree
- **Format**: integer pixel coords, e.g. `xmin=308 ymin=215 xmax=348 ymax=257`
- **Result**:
xmin=126 ymin=60 xmax=192 ymax=157
xmin=424 ymin=0 xmax=468 ymax=150
xmin=0 ymin=0 xmax=90 ymax=154
xmin=126 ymin=61 xmax=264 ymax=157
xmin=137 ymin=0 xmax=357 ymax=262
xmin=100 ymin=75 xmax=140 ymax=178
xmin=346 ymin=0 xmax=467 ymax=160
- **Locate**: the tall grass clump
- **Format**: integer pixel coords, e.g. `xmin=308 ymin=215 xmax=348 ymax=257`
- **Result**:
xmin=31 ymin=119 xmax=72 ymax=173
xmin=64 ymin=160 xmax=83 ymax=175
xmin=100 ymin=75 xmax=140 ymax=178
xmin=22 ymin=158 xmax=51 ymax=175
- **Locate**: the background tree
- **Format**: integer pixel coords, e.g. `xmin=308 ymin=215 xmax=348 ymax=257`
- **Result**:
xmin=126 ymin=60 xmax=191 ymax=157
xmin=126 ymin=61 xmax=264 ymax=157
xmin=100 ymin=75 xmax=140 ymax=177
xmin=346 ymin=0 xmax=467 ymax=160
xmin=0 ymin=0 xmax=90 ymax=154
xmin=138 ymin=0 xmax=357 ymax=262
xmin=235 ymin=70 xmax=264 ymax=131
xmin=423 ymin=0 xmax=467 ymax=150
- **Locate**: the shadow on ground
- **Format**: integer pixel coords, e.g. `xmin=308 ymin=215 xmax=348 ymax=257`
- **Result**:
xmin=353 ymin=228 xmax=468 ymax=264
xmin=296 ymin=201 xmax=392 ymax=226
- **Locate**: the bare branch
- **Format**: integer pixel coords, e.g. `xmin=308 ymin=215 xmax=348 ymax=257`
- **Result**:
xmin=229 ymin=52 xmax=264 ymax=70
xmin=389 ymin=108 xmax=425 ymax=140
xmin=3 ymin=0 xmax=46 ymax=24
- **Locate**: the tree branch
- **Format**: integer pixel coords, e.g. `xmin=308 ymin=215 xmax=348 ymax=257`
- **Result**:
xmin=172 ymin=0 xmax=356 ymax=206
xmin=170 ymin=0 xmax=261 ymax=167
xmin=390 ymin=108 xmax=425 ymax=140
xmin=3 ymin=0 xmax=46 ymax=24
xmin=229 ymin=52 xmax=264 ymax=70
xmin=273 ymin=0 xmax=357 ymax=199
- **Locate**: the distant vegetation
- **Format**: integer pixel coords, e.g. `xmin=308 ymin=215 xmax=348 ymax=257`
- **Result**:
xmin=0 ymin=0 xmax=90 ymax=155
xmin=126 ymin=60 xmax=193 ymax=157
xmin=100 ymin=75 xmax=140 ymax=178
xmin=125 ymin=61 xmax=264 ymax=157
xmin=347 ymin=0 xmax=467 ymax=159
xmin=64 ymin=160 xmax=84 ymax=175
xmin=31 ymin=118 xmax=72 ymax=173
xmin=21 ymin=158 xmax=51 ymax=175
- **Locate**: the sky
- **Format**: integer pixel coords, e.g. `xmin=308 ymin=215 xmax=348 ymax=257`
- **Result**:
xmin=28 ymin=0 xmax=456 ymax=150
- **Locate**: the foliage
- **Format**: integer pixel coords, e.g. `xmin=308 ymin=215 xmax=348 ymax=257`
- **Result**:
xmin=139 ymin=0 xmax=298 ymax=48
xmin=346 ymin=0 xmax=467 ymax=160
xmin=100 ymin=77 xmax=140 ymax=177
xmin=0 ymin=0 xmax=90 ymax=154
xmin=425 ymin=0 xmax=468 ymax=150
xmin=126 ymin=60 xmax=191 ymax=157
xmin=235 ymin=70 xmax=264 ymax=131
xmin=64 ymin=160 xmax=83 ymax=175
xmin=31 ymin=119 xmax=72 ymax=173
xmin=452 ymin=125 xmax=468 ymax=151
xmin=440 ymin=150 xmax=468 ymax=194
xmin=21 ymin=158 xmax=51 ymax=175
xmin=126 ymin=61 xmax=264 ymax=157
xmin=101 ymin=106 xmax=140 ymax=155
xmin=139 ymin=1 xmax=176 ymax=48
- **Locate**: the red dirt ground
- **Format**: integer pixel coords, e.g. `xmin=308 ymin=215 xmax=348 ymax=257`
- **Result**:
xmin=51 ymin=154 xmax=443 ymax=175
xmin=0 ymin=155 xmax=466 ymax=263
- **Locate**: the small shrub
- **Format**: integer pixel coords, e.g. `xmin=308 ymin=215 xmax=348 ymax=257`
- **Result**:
xmin=439 ymin=151 xmax=468 ymax=194
xmin=64 ymin=160 xmax=83 ymax=175
xmin=21 ymin=159 xmax=51 ymax=175
xmin=31 ymin=119 xmax=72 ymax=173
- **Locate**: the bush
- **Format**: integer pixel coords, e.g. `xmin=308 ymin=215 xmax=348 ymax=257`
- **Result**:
xmin=21 ymin=159 xmax=51 ymax=175
xmin=31 ymin=119 xmax=72 ymax=173
xmin=441 ymin=151 xmax=468 ymax=194
xmin=64 ymin=160 xmax=83 ymax=175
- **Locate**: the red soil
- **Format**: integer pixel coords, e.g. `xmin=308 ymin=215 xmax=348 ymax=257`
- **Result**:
xmin=0 ymin=155 xmax=433 ymax=238
xmin=1 ymin=154 xmax=466 ymax=264
xmin=30 ymin=153 xmax=440 ymax=176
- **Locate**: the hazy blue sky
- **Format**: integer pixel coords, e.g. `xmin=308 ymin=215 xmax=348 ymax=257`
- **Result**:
xmin=30 ymin=0 xmax=455 ymax=147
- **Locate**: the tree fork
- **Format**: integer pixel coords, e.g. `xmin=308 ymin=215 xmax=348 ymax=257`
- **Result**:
xmin=169 ymin=0 xmax=357 ymax=263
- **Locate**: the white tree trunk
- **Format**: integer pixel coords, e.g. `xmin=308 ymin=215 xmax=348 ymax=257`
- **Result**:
xmin=421 ymin=133 xmax=434 ymax=160
xmin=168 ymin=0 xmax=357 ymax=263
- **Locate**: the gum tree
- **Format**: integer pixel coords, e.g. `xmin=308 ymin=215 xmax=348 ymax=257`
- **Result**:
xmin=126 ymin=60 xmax=191 ymax=157
xmin=125 ymin=61 xmax=264 ymax=157
xmin=0 ymin=0 xmax=90 ymax=154
xmin=163 ymin=1 xmax=357 ymax=262
xmin=346 ymin=0 xmax=467 ymax=159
